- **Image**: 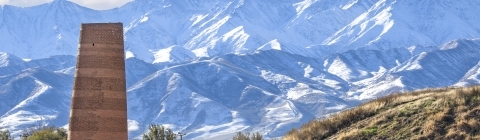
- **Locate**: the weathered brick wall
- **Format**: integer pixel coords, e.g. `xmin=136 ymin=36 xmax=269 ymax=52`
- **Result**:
xmin=68 ymin=23 xmax=127 ymax=140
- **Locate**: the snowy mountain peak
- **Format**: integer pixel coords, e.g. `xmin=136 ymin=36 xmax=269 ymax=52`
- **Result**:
xmin=1 ymin=0 xmax=479 ymax=63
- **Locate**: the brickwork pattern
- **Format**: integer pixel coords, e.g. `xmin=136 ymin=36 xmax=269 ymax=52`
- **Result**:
xmin=68 ymin=23 xmax=127 ymax=140
xmin=80 ymin=24 xmax=123 ymax=45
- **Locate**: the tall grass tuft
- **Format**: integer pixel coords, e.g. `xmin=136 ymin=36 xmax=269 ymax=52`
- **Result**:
xmin=283 ymin=86 xmax=480 ymax=140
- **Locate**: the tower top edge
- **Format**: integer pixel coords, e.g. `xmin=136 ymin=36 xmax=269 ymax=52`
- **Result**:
xmin=81 ymin=23 xmax=123 ymax=30
xmin=81 ymin=22 xmax=123 ymax=25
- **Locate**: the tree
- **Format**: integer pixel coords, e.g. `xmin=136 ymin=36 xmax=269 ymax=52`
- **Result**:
xmin=250 ymin=132 xmax=263 ymax=140
xmin=232 ymin=132 xmax=263 ymax=140
xmin=22 ymin=126 xmax=67 ymax=140
xmin=165 ymin=129 xmax=176 ymax=140
xmin=233 ymin=132 xmax=250 ymax=140
xmin=0 ymin=129 xmax=13 ymax=140
xmin=142 ymin=124 xmax=176 ymax=140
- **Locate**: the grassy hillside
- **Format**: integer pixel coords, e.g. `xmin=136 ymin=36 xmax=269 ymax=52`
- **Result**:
xmin=283 ymin=86 xmax=480 ymax=140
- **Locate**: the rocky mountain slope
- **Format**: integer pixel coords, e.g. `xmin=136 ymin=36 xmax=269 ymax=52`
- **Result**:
xmin=0 ymin=39 xmax=479 ymax=139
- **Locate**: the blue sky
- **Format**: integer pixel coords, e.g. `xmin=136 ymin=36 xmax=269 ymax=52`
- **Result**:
xmin=0 ymin=0 xmax=132 ymax=10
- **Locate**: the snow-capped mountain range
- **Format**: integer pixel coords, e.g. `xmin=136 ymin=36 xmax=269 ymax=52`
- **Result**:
xmin=1 ymin=0 xmax=480 ymax=139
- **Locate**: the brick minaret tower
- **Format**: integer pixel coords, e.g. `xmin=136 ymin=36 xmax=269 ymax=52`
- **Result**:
xmin=68 ymin=23 xmax=127 ymax=140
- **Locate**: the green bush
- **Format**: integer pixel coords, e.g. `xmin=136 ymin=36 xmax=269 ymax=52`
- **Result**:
xmin=142 ymin=124 xmax=176 ymax=140
xmin=232 ymin=132 xmax=263 ymax=140
xmin=26 ymin=127 xmax=67 ymax=140
xmin=361 ymin=126 xmax=378 ymax=137
xmin=0 ymin=129 xmax=13 ymax=140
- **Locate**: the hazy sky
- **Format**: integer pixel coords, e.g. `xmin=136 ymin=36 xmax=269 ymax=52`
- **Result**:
xmin=0 ymin=0 xmax=133 ymax=10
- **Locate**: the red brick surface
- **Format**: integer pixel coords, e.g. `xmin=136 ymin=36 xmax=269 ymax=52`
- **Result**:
xmin=68 ymin=23 xmax=127 ymax=140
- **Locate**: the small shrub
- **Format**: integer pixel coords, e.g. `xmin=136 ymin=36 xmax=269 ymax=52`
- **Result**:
xmin=361 ymin=127 xmax=378 ymax=137
xmin=25 ymin=127 xmax=67 ymax=140
xmin=0 ymin=129 xmax=13 ymax=140
xmin=232 ymin=132 xmax=263 ymax=140
xmin=142 ymin=124 xmax=176 ymax=140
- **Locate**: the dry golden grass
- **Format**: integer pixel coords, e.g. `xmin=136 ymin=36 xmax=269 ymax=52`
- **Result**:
xmin=283 ymin=86 xmax=480 ymax=140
